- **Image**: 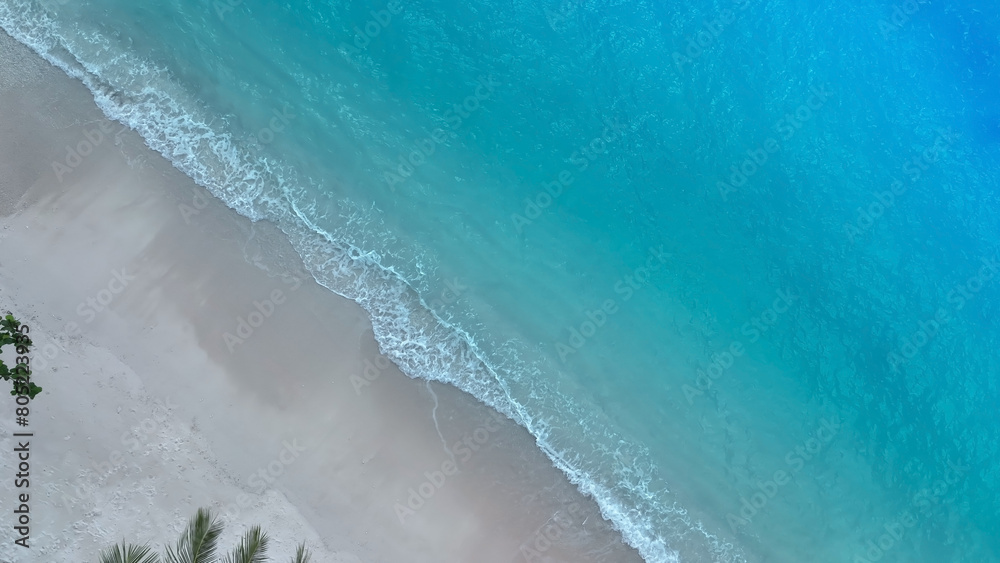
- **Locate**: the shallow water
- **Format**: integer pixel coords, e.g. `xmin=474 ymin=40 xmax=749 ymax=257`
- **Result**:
xmin=2 ymin=0 xmax=998 ymax=560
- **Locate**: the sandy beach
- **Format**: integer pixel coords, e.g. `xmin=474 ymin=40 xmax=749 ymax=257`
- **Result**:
xmin=0 ymin=29 xmax=643 ymax=563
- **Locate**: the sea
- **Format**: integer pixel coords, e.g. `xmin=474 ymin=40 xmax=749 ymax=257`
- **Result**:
xmin=2 ymin=0 xmax=998 ymax=561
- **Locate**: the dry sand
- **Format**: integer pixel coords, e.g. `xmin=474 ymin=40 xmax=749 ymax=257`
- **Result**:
xmin=0 ymin=29 xmax=643 ymax=563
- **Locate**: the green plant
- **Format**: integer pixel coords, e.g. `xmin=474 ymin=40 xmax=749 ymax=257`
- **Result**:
xmin=99 ymin=543 xmax=160 ymax=563
xmin=0 ymin=313 xmax=41 ymax=399
xmin=99 ymin=508 xmax=311 ymax=563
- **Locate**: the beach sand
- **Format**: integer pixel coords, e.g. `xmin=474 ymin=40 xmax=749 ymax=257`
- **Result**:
xmin=0 ymin=29 xmax=643 ymax=563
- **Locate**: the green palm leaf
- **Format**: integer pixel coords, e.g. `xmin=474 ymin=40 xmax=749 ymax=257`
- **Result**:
xmin=99 ymin=542 xmax=160 ymax=563
xmin=165 ymin=508 xmax=223 ymax=563
xmin=289 ymin=544 xmax=310 ymax=563
xmin=223 ymin=526 xmax=268 ymax=563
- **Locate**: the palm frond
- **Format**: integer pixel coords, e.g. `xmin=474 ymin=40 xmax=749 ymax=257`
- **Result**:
xmin=289 ymin=544 xmax=310 ymax=563
xmin=165 ymin=508 xmax=223 ymax=563
xmin=99 ymin=541 xmax=160 ymax=563
xmin=223 ymin=526 xmax=268 ymax=563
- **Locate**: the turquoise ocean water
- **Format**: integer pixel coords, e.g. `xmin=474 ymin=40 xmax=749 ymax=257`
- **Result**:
xmin=3 ymin=0 xmax=998 ymax=560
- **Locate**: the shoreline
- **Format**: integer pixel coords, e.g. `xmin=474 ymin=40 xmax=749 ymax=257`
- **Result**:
xmin=0 ymin=29 xmax=644 ymax=563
